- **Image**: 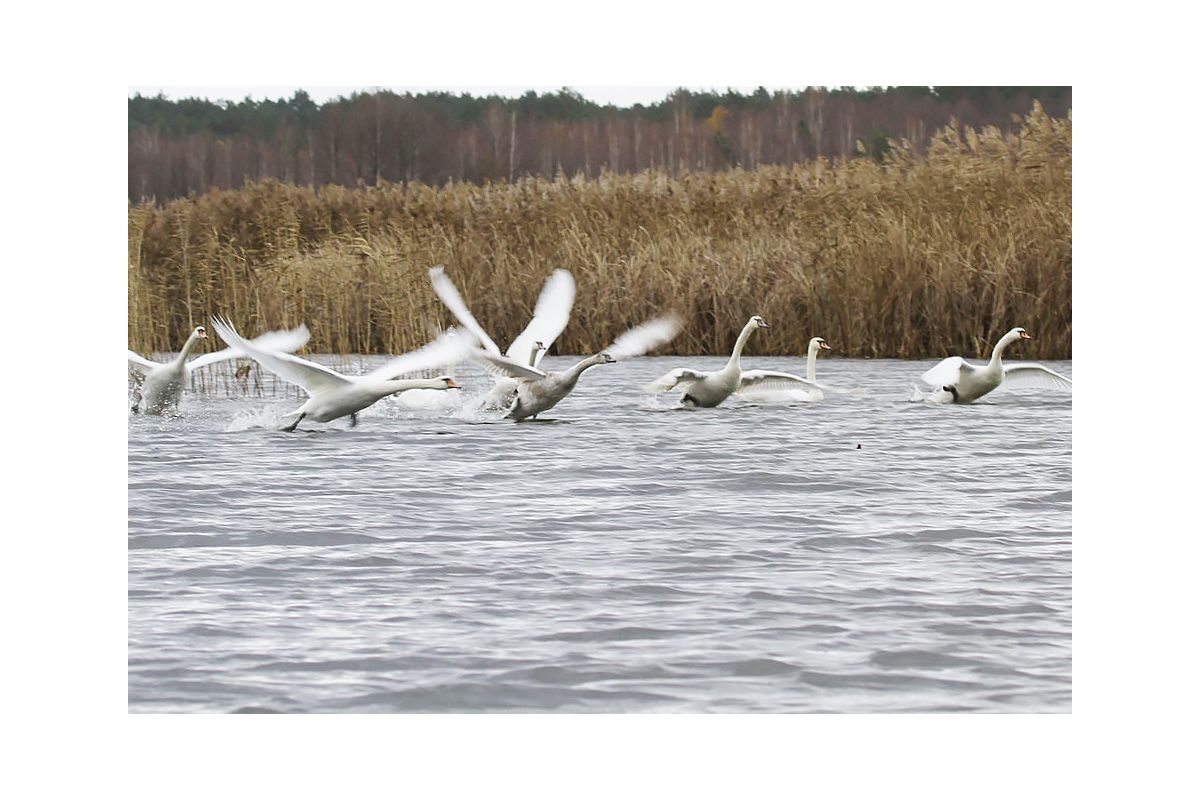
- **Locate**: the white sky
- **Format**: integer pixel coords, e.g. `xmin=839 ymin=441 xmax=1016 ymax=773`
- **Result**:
xmin=128 ymin=86 xmax=788 ymax=107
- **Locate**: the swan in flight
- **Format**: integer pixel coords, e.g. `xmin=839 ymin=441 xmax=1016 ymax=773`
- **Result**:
xmin=428 ymin=265 xmax=574 ymax=409
xmin=210 ymin=316 xmax=472 ymax=430
xmin=128 ymin=323 xmax=310 ymax=414
xmin=918 ymin=327 xmax=1072 ymax=403
xmin=471 ymin=315 xmax=680 ymax=421
xmin=644 ymin=316 xmax=818 ymax=407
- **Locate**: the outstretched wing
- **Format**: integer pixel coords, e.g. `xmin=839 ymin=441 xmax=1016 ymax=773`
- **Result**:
xmin=1002 ymin=363 xmax=1073 ymax=392
xmin=210 ymin=316 xmax=349 ymax=395
xmin=470 ymin=349 xmax=548 ymax=381
xmin=187 ymin=323 xmax=311 ymax=371
xmin=128 ymin=351 xmax=161 ymax=373
xmin=429 ymin=266 xmax=502 ymax=356
xmin=605 ymin=314 xmax=681 ymax=360
xmin=365 ymin=328 xmax=478 ymax=380
xmin=921 ymin=356 xmax=975 ymax=388
xmin=736 ymin=370 xmax=821 ymax=397
xmin=644 ymin=368 xmax=709 ymax=393
xmin=506 ymin=269 xmax=576 ymax=368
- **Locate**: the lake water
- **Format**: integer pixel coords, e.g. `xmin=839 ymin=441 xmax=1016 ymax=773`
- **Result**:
xmin=128 ymin=355 xmax=1072 ymax=713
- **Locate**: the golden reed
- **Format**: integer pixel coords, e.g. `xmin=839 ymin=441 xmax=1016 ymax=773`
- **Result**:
xmin=129 ymin=104 xmax=1070 ymax=360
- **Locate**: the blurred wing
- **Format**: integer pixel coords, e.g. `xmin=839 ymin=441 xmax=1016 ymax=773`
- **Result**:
xmin=921 ymin=356 xmax=973 ymax=387
xmin=128 ymin=351 xmax=161 ymax=372
xmin=366 ymin=328 xmax=478 ymax=380
xmin=210 ymin=316 xmax=348 ymax=394
xmin=737 ymin=370 xmax=821 ymax=396
xmin=429 ymin=266 xmax=502 ymax=356
xmin=644 ymin=368 xmax=708 ymax=393
xmin=506 ymin=269 xmax=576 ymax=368
xmin=187 ymin=323 xmax=311 ymax=370
xmin=471 ymin=349 xmax=547 ymax=381
xmin=605 ymin=314 xmax=681 ymax=360
xmin=1002 ymin=363 xmax=1073 ymax=392
xmin=819 ymin=383 xmax=866 ymax=397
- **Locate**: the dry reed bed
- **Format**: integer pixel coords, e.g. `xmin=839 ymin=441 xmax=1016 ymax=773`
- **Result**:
xmin=128 ymin=104 xmax=1071 ymax=360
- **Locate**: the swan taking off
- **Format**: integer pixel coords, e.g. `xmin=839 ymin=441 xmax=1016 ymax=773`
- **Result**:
xmin=210 ymin=316 xmax=472 ymax=430
xmin=429 ymin=265 xmax=574 ymax=410
xmin=918 ymin=327 xmax=1072 ymax=403
xmin=720 ymin=335 xmax=862 ymax=403
xmin=471 ymin=315 xmax=681 ymax=421
xmin=128 ymin=323 xmax=311 ymax=415
xmin=644 ymin=316 xmax=819 ymax=407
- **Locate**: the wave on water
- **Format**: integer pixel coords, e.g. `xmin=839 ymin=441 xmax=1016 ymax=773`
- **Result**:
xmin=225 ymin=406 xmax=289 ymax=432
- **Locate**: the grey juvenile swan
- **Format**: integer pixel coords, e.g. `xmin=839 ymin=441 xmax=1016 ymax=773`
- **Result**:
xmin=429 ymin=265 xmax=574 ymax=409
xmin=472 ymin=316 xmax=681 ymax=421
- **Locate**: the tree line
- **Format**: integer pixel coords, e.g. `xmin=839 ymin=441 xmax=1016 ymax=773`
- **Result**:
xmin=129 ymin=86 xmax=1071 ymax=202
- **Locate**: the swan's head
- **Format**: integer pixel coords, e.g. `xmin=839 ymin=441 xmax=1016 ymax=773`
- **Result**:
xmin=193 ymin=325 xmax=208 ymax=340
xmin=1017 ymin=328 xmax=1032 ymax=340
xmin=435 ymin=376 xmax=462 ymax=390
xmin=811 ymin=336 xmax=832 ymax=352
xmin=751 ymin=315 xmax=769 ymax=329
xmin=598 ymin=352 xmax=617 ymax=364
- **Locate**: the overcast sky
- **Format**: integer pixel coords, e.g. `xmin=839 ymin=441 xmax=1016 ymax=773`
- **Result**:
xmin=128 ymin=86 xmax=784 ymax=107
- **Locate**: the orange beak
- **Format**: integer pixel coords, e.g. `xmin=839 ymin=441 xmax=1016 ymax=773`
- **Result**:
xmin=1020 ymin=331 xmax=1032 ymax=340
xmin=446 ymin=378 xmax=462 ymax=389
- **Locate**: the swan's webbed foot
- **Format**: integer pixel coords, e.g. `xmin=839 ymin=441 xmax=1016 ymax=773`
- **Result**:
xmin=682 ymin=394 xmax=697 ymax=407
xmin=283 ymin=412 xmax=306 ymax=432
xmin=942 ymin=385 xmax=960 ymax=402
xmin=349 ymin=412 xmax=358 ymax=428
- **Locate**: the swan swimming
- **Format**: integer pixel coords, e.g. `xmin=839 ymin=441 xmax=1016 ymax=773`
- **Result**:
xmin=644 ymin=316 xmax=819 ymax=407
xmin=429 ymin=265 xmax=574 ymax=410
xmin=917 ymin=327 xmax=1073 ymax=403
xmin=471 ymin=316 xmax=680 ymax=421
xmin=210 ymin=316 xmax=472 ymax=430
xmin=128 ymin=323 xmax=310 ymax=415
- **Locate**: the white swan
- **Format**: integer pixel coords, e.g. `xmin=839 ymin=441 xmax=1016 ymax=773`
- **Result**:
xmin=128 ymin=323 xmax=310 ymax=414
xmin=919 ymin=327 xmax=1072 ymax=403
xmin=644 ymin=316 xmax=818 ymax=406
xmin=428 ymin=265 xmax=574 ymax=409
xmin=776 ymin=336 xmax=864 ymax=398
xmin=210 ymin=316 xmax=472 ymax=430
xmin=721 ymin=336 xmax=859 ymax=403
xmin=471 ymin=315 xmax=680 ymax=421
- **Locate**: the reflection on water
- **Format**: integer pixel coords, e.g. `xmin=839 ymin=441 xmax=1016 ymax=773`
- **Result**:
xmin=129 ymin=356 xmax=1072 ymax=713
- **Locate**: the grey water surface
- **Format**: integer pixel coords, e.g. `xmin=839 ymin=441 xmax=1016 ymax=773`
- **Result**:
xmin=128 ymin=356 xmax=1072 ymax=713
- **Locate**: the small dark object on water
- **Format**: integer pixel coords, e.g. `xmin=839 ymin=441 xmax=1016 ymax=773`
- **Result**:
xmin=857 ymin=444 xmax=862 ymax=449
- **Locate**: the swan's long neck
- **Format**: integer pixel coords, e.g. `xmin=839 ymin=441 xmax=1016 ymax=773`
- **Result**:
xmin=382 ymin=378 xmax=447 ymax=393
xmin=989 ymin=330 xmax=1021 ymax=369
xmin=564 ymin=353 xmax=609 ymax=382
xmin=726 ymin=320 xmax=759 ymax=370
xmin=806 ymin=340 xmax=820 ymax=383
xmin=174 ymin=330 xmax=204 ymax=366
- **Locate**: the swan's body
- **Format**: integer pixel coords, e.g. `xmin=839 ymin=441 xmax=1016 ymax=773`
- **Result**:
xmin=645 ymin=316 xmax=818 ymax=406
xmin=919 ymin=327 xmax=1072 ymax=403
xmin=210 ymin=317 xmax=471 ymax=429
xmin=128 ymin=323 xmax=310 ymax=414
xmin=429 ymin=265 xmax=574 ymax=410
xmin=473 ymin=316 xmax=680 ymax=421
